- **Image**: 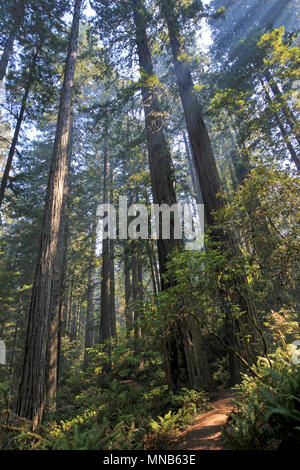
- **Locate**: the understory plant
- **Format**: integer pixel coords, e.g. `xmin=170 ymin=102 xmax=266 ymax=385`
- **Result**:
xmin=223 ymin=346 xmax=300 ymax=450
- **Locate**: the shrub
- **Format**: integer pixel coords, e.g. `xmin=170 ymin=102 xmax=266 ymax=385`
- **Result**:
xmin=223 ymin=347 xmax=300 ymax=449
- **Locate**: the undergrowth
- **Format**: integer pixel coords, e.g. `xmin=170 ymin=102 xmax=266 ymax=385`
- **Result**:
xmin=0 ymin=343 xmax=210 ymax=450
xmin=223 ymin=346 xmax=300 ymax=450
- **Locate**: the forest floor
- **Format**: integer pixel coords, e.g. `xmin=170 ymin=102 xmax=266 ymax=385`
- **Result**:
xmin=173 ymin=389 xmax=234 ymax=450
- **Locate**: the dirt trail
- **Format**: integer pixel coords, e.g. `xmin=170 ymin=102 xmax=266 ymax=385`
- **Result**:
xmin=173 ymin=389 xmax=234 ymax=450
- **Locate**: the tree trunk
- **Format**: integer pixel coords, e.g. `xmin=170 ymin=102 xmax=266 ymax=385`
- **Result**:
xmin=16 ymin=0 xmax=82 ymax=428
xmin=183 ymin=131 xmax=203 ymax=204
xmin=261 ymin=77 xmax=300 ymax=171
xmin=151 ymin=240 xmax=161 ymax=293
xmin=0 ymin=31 xmax=15 ymax=83
xmin=132 ymin=0 xmax=181 ymax=281
xmin=109 ymin=239 xmax=116 ymax=338
xmin=55 ymin=105 xmax=73 ymax=388
xmin=160 ymin=0 xmax=222 ymax=227
xmin=227 ymin=116 xmax=252 ymax=184
xmin=109 ymin=164 xmax=116 ymax=338
xmin=124 ymin=243 xmax=133 ymax=335
xmin=70 ymin=302 xmax=79 ymax=341
xmin=132 ymin=245 xmax=143 ymax=352
xmin=133 ymin=248 xmax=143 ymax=362
xmin=0 ymin=0 xmax=25 ymax=82
xmin=99 ymin=145 xmax=112 ymax=344
xmin=83 ymin=228 xmax=97 ymax=369
xmin=0 ymin=47 xmax=39 ymax=208
xmin=67 ymin=266 xmax=75 ymax=335
xmin=161 ymin=0 xmax=260 ymax=384
xmin=147 ymin=239 xmax=158 ymax=295
xmin=264 ymin=69 xmax=300 ymax=148
xmin=132 ymin=0 xmax=211 ymax=391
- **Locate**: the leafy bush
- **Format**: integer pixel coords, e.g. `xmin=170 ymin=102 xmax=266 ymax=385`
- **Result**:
xmin=144 ymin=388 xmax=210 ymax=449
xmin=223 ymin=347 xmax=300 ymax=449
xmin=38 ymin=382 xmax=210 ymax=450
xmin=145 ymin=410 xmax=179 ymax=449
xmin=34 ymin=340 xmax=211 ymax=451
xmin=46 ymin=420 xmax=143 ymax=450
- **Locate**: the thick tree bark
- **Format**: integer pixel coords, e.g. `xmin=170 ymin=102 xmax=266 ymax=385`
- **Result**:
xmin=132 ymin=0 xmax=212 ymax=391
xmin=0 ymin=47 xmax=39 ymax=208
xmin=161 ymin=0 xmax=261 ymax=385
xmin=52 ymin=106 xmax=73 ymax=392
xmin=160 ymin=0 xmax=222 ymax=227
xmin=132 ymin=0 xmax=181 ymax=281
xmin=16 ymin=0 xmax=83 ymax=428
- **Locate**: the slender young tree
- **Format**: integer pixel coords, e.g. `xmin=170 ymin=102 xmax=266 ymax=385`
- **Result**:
xmin=124 ymin=242 xmax=133 ymax=335
xmin=0 ymin=47 xmax=40 ymax=208
xmin=264 ymin=69 xmax=300 ymax=148
xmin=109 ymin=163 xmax=116 ymax=338
xmin=183 ymin=131 xmax=203 ymax=205
xmin=83 ymin=226 xmax=97 ymax=369
xmin=99 ymin=142 xmax=112 ymax=344
xmin=260 ymin=77 xmax=300 ymax=171
xmin=0 ymin=0 xmax=25 ymax=82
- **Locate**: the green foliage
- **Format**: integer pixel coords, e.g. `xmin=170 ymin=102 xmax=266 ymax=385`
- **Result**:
xmin=156 ymin=245 xmax=225 ymax=331
xmin=42 ymin=383 xmax=209 ymax=450
xmin=0 ymin=409 xmax=46 ymax=450
xmin=258 ymin=27 xmax=300 ymax=82
xmin=146 ymin=410 xmax=179 ymax=449
xmin=145 ymin=388 xmax=210 ymax=449
xmin=30 ymin=339 xmax=209 ymax=450
xmin=45 ymin=420 xmax=142 ymax=450
xmin=0 ymin=379 xmax=9 ymax=399
xmin=1 ymin=0 xmax=299 ymax=453
xmin=223 ymin=347 xmax=300 ymax=450
xmin=217 ymin=166 xmax=300 ymax=313
xmin=212 ymin=357 xmax=230 ymax=385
